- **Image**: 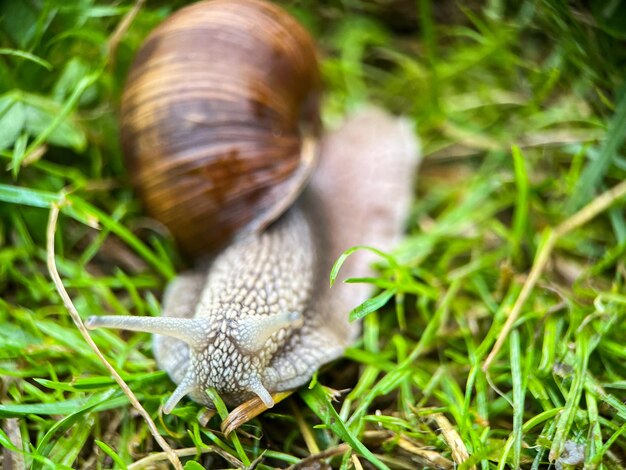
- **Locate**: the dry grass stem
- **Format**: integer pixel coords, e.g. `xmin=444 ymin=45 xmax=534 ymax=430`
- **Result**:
xmin=483 ymin=178 xmax=626 ymax=370
xmin=107 ymin=0 xmax=146 ymax=66
xmin=221 ymin=391 xmax=293 ymax=436
xmin=397 ymin=437 xmax=454 ymax=469
xmin=126 ymin=446 xmax=239 ymax=469
xmin=45 ymin=200 xmax=182 ymax=470
xmin=291 ymin=400 xmax=321 ymax=454
xmin=431 ymin=413 xmax=474 ymax=470
xmin=284 ymin=444 xmax=351 ymax=470
xmin=2 ymin=418 xmax=25 ymax=470
xmin=351 ymin=453 xmax=365 ymax=470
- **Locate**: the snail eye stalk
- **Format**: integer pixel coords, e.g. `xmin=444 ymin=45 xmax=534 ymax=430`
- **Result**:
xmin=86 ymin=315 xmax=209 ymax=349
xmin=231 ymin=310 xmax=303 ymax=354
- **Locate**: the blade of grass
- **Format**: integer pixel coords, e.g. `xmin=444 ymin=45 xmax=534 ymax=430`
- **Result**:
xmin=510 ymin=145 xmax=529 ymax=264
xmin=0 ymin=184 xmax=174 ymax=278
xmin=549 ymin=333 xmax=590 ymax=462
xmin=349 ymin=289 xmax=395 ymax=321
xmin=585 ymin=391 xmax=602 ymax=465
xmin=568 ymin=85 xmax=626 ymax=211
xmin=506 ymin=330 xmax=524 ymax=469
xmin=32 ymin=390 xmax=115 ymax=469
xmin=484 ymin=178 xmax=626 ymax=371
xmin=418 ymin=0 xmax=440 ymax=114
xmin=590 ymin=422 xmax=626 ymax=466
xmin=300 ymin=383 xmax=390 ymax=470
xmin=205 ymin=388 xmax=250 ymax=467
xmin=0 ymin=48 xmax=53 ymax=70
xmin=95 ymin=440 xmax=128 ymax=469
xmin=330 ymin=245 xmax=398 ymax=287
xmin=22 ymin=72 xmax=100 ymax=164
xmin=49 ymin=415 xmax=94 ymax=467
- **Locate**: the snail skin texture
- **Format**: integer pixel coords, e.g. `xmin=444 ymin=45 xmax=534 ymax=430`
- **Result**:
xmin=87 ymin=108 xmax=420 ymax=413
xmin=86 ymin=0 xmax=420 ymax=413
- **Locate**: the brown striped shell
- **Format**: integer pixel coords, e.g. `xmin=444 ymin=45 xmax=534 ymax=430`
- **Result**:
xmin=120 ymin=0 xmax=321 ymax=256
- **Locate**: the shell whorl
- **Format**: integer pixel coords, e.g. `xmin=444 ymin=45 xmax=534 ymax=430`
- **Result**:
xmin=121 ymin=0 xmax=321 ymax=256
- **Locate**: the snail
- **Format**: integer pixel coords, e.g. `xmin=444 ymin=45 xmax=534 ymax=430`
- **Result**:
xmin=86 ymin=0 xmax=420 ymax=414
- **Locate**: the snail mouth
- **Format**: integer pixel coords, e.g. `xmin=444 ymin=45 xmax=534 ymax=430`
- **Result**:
xmin=86 ymin=313 xmax=295 ymax=413
xmin=164 ymin=367 xmax=276 ymax=414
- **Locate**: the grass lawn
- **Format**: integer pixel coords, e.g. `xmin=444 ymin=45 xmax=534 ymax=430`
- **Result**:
xmin=1 ymin=0 xmax=626 ymax=468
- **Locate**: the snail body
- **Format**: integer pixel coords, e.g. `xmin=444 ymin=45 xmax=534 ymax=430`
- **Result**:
xmin=90 ymin=204 xmax=324 ymax=411
xmin=87 ymin=0 xmax=420 ymax=413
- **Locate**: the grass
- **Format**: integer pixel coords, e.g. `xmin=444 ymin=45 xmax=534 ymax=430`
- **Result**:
xmin=1 ymin=0 xmax=626 ymax=468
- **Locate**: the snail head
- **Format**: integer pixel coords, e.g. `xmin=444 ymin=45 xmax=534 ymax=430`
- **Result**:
xmin=86 ymin=308 xmax=303 ymax=413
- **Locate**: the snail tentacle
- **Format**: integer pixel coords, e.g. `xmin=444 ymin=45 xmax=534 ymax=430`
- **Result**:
xmin=231 ymin=310 xmax=303 ymax=354
xmin=247 ymin=376 xmax=274 ymax=408
xmin=163 ymin=373 xmax=201 ymax=414
xmin=86 ymin=315 xmax=210 ymax=349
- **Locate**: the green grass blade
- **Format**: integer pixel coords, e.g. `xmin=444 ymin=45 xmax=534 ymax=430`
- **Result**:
xmin=0 ymin=48 xmax=53 ymax=70
xmin=32 ymin=391 xmax=114 ymax=470
xmin=349 ymin=289 xmax=395 ymax=321
xmin=510 ymin=145 xmax=529 ymax=263
xmin=300 ymin=383 xmax=390 ymax=470
xmin=205 ymin=388 xmax=250 ymax=466
xmin=95 ymin=440 xmax=128 ymax=469
xmin=549 ymin=333 xmax=590 ymax=461
xmin=509 ymin=329 xmax=524 ymax=469
xmin=568 ymin=85 xmax=626 ymax=211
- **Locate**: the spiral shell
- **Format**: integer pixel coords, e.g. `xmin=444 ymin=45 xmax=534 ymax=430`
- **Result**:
xmin=120 ymin=0 xmax=321 ymax=255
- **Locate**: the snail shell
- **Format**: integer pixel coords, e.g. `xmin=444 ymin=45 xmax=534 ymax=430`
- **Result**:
xmin=120 ymin=0 xmax=321 ymax=255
